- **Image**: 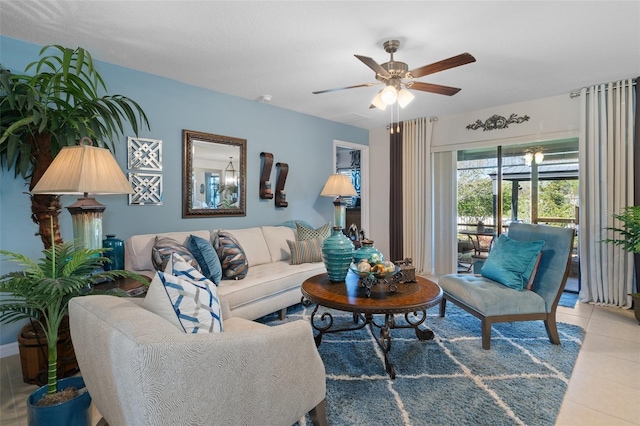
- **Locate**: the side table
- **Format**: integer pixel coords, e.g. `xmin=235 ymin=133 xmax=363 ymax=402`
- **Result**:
xmin=93 ymin=275 xmax=150 ymax=297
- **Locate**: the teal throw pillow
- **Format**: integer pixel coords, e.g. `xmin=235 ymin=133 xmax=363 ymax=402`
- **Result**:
xmin=280 ymin=220 xmax=314 ymax=230
xmin=187 ymin=235 xmax=222 ymax=285
xmin=480 ymin=234 xmax=545 ymax=291
xmin=296 ymin=222 xmax=331 ymax=242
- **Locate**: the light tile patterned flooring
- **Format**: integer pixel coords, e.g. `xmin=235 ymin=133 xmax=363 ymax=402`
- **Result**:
xmin=1 ymin=298 xmax=639 ymax=425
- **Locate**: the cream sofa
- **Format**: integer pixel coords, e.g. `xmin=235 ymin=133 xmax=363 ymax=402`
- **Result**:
xmin=124 ymin=226 xmax=326 ymax=320
xmin=69 ymin=295 xmax=327 ymax=425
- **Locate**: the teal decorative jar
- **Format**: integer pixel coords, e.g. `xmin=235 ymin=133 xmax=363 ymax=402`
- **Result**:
xmin=353 ymin=239 xmax=384 ymax=265
xmin=102 ymin=234 xmax=124 ymax=271
xmin=322 ymin=227 xmax=354 ymax=282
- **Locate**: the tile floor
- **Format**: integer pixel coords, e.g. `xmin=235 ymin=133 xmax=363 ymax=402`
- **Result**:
xmin=0 ymin=299 xmax=638 ymax=425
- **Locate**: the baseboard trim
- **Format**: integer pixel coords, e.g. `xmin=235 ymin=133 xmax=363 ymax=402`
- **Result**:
xmin=0 ymin=342 xmax=19 ymax=358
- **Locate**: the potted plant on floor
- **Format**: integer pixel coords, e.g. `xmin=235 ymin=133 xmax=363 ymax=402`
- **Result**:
xmin=603 ymin=205 xmax=640 ymax=323
xmin=0 ymin=218 xmax=147 ymax=426
xmin=0 ymin=44 xmax=149 ymax=384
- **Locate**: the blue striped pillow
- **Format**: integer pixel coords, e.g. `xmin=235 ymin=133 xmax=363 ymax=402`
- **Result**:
xmin=287 ymin=237 xmax=323 ymax=265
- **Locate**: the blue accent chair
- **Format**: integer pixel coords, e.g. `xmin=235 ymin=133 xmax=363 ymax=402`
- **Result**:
xmin=439 ymin=223 xmax=575 ymax=349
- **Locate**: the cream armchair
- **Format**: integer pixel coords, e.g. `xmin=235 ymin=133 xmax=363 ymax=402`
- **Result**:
xmin=69 ymin=295 xmax=327 ymax=426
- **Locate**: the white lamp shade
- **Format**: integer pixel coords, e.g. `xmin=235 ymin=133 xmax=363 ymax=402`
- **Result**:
xmin=320 ymin=174 xmax=358 ymax=197
xmin=371 ymin=90 xmax=387 ymax=110
xmin=31 ymin=144 xmax=133 ymax=195
xmin=397 ymin=88 xmax=415 ymax=108
xmin=380 ymin=85 xmax=398 ymax=105
xmin=534 ymin=151 xmax=544 ymax=164
xmin=524 ymin=152 xmax=533 ymax=166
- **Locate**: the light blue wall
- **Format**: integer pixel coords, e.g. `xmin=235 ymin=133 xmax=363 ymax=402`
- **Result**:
xmin=0 ymin=36 xmax=368 ymax=345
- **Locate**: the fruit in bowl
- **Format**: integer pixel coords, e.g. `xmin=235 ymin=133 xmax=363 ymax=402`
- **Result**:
xmin=383 ymin=260 xmax=395 ymax=273
xmin=357 ymin=260 xmax=371 ymax=273
xmin=368 ymin=253 xmax=383 ymax=265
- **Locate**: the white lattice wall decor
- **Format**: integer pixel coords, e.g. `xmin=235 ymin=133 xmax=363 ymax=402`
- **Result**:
xmin=128 ymin=137 xmax=162 ymax=171
xmin=128 ymin=173 xmax=163 ymax=205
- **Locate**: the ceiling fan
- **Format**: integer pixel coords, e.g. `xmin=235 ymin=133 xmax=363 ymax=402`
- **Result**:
xmin=313 ymin=40 xmax=476 ymax=110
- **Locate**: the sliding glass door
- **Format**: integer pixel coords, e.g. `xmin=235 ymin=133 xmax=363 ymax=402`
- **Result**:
xmin=456 ymin=139 xmax=579 ymax=288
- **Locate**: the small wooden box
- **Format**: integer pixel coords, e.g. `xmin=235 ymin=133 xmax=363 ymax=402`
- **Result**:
xmin=395 ymin=258 xmax=416 ymax=283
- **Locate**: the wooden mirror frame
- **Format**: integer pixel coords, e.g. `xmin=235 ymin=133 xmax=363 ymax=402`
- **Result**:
xmin=182 ymin=129 xmax=247 ymax=217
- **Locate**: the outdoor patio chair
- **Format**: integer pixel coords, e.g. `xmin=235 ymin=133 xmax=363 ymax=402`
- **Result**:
xmin=439 ymin=223 xmax=575 ymax=349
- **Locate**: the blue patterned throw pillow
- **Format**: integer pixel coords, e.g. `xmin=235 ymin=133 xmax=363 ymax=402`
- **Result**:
xmin=143 ymin=253 xmax=223 ymax=334
xmin=214 ymin=231 xmax=249 ymax=280
xmin=187 ymin=234 xmax=222 ymax=285
xmin=480 ymin=234 xmax=545 ymax=291
xmin=151 ymin=236 xmax=201 ymax=272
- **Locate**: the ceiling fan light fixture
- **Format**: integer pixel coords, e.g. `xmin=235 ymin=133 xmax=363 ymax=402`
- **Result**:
xmin=397 ymin=88 xmax=415 ymax=108
xmin=380 ymin=85 xmax=397 ymax=105
xmin=371 ymin=90 xmax=387 ymax=110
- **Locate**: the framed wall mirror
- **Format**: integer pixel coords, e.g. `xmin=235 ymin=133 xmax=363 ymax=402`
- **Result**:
xmin=182 ymin=130 xmax=246 ymax=217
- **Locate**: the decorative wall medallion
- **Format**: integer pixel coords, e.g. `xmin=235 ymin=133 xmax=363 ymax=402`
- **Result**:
xmin=128 ymin=173 xmax=163 ymax=205
xmin=466 ymin=113 xmax=530 ymax=131
xmin=127 ymin=137 xmax=162 ymax=170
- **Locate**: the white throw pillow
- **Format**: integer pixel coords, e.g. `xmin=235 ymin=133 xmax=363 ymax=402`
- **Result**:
xmin=142 ymin=253 xmax=223 ymax=333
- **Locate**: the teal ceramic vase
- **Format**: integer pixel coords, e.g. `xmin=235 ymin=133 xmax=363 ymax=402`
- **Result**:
xmin=27 ymin=376 xmax=91 ymax=426
xmin=353 ymin=239 xmax=384 ymax=265
xmin=322 ymin=227 xmax=354 ymax=282
xmin=102 ymin=234 xmax=124 ymax=271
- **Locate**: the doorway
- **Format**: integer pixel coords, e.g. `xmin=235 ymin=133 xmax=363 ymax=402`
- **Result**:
xmin=333 ymin=140 xmax=369 ymax=238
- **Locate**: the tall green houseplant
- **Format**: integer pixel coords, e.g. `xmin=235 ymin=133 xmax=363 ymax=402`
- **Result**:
xmin=0 ymin=45 xmax=149 ymax=248
xmin=603 ymin=206 xmax=640 ymax=255
xmin=0 ymin=218 xmax=145 ymax=399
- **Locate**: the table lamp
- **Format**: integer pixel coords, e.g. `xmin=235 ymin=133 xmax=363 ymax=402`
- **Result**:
xmin=31 ymin=138 xmax=134 ymax=249
xmin=320 ymin=174 xmax=358 ymax=229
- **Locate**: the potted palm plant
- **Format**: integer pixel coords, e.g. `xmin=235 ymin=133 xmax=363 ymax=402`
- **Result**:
xmin=0 ymin=218 xmax=147 ymax=425
xmin=0 ymin=44 xmax=149 ymax=249
xmin=603 ymin=205 xmax=640 ymax=323
xmin=0 ymin=44 xmax=149 ymax=384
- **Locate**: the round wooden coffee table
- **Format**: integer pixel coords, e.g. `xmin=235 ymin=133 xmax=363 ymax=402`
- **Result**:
xmin=301 ymin=271 xmax=442 ymax=379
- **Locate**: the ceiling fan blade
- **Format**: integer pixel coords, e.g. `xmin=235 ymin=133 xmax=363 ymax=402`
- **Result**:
xmin=408 ymin=81 xmax=462 ymax=96
xmin=354 ymin=55 xmax=391 ymax=78
xmin=409 ymin=53 xmax=476 ymax=78
xmin=312 ymin=82 xmax=379 ymax=94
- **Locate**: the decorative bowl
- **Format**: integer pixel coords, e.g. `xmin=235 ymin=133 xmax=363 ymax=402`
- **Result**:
xmin=350 ymin=264 xmax=399 ymax=280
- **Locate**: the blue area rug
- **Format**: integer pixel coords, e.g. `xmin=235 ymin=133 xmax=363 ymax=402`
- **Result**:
xmin=259 ymin=303 xmax=585 ymax=426
xmin=558 ymin=292 xmax=578 ymax=308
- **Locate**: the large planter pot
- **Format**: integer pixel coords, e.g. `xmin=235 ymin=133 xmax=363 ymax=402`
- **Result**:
xmin=18 ymin=317 xmax=78 ymax=385
xmin=322 ymin=227 xmax=354 ymax=282
xmin=27 ymin=376 xmax=91 ymax=426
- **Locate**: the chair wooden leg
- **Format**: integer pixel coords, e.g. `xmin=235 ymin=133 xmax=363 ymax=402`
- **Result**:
xmin=439 ymin=298 xmax=447 ymax=317
xmin=309 ymin=399 xmax=328 ymax=426
xmin=481 ymin=318 xmax=492 ymax=350
xmin=544 ymin=314 xmax=561 ymax=345
xmin=278 ymin=308 xmax=287 ymax=321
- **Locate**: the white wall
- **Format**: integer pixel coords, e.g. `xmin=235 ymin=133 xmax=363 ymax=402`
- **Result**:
xmin=432 ymin=94 xmax=580 ymax=150
xmin=368 ymin=126 xmax=391 ymax=256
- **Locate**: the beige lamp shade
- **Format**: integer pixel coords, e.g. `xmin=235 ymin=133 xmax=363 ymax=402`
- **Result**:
xmin=320 ymin=174 xmax=357 ymax=197
xmin=31 ymin=144 xmax=133 ymax=195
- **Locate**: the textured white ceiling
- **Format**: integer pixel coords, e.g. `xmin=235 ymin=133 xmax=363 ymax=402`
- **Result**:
xmin=1 ymin=1 xmax=639 ymax=129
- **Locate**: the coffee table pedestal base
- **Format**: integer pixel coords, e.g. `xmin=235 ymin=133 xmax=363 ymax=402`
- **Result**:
xmin=303 ymin=300 xmax=434 ymax=379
